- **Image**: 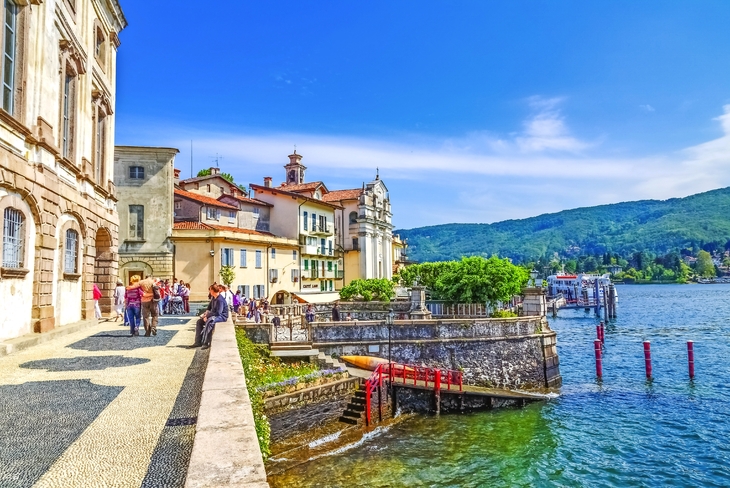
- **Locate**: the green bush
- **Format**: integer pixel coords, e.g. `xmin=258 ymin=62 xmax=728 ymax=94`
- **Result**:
xmin=234 ymin=329 xmax=319 ymax=459
xmin=339 ymin=278 xmax=395 ymax=302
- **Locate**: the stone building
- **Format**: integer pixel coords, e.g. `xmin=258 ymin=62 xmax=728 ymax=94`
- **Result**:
xmin=250 ymin=152 xmax=343 ymax=304
xmin=0 ymin=1 xmax=126 ymax=341
xmin=325 ymin=172 xmax=395 ymax=285
xmin=172 ymin=167 xmax=299 ymax=302
xmin=114 ymin=146 xmax=178 ymax=284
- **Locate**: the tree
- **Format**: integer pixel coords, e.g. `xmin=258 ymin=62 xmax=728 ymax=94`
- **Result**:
xmin=695 ymin=250 xmax=716 ymax=278
xmin=339 ymin=279 xmax=395 ymax=302
xmin=219 ymin=265 xmax=235 ymax=287
xmin=435 ymin=256 xmax=528 ymax=306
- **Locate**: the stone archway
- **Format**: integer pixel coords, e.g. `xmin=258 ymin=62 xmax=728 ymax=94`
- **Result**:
xmin=93 ymin=227 xmax=116 ymax=315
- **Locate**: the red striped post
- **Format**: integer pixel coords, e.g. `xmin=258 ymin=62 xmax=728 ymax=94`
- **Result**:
xmin=687 ymin=341 xmax=695 ymax=380
xmin=596 ymin=325 xmax=601 ymax=342
xmin=643 ymin=341 xmax=652 ymax=379
xmin=594 ymin=340 xmax=603 ymax=379
xmin=599 ymin=321 xmax=605 ymax=343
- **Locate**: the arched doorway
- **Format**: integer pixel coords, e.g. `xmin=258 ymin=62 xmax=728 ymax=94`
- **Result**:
xmin=272 ymin=290 xmax=292 ymax=305
xmin=94 ymin=227 xmax=116 ymax=315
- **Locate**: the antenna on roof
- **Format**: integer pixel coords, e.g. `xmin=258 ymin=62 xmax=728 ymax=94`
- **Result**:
xmin=211 ymin=153 xmax=223 ymax=167
xmin=293 ymin=144 xmax=297 ymax=155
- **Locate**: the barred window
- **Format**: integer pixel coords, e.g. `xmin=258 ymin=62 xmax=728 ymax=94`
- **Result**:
xmin=240 ymin=249 xmax=247 ymax=268
xmin=129 ymin=166 xmax=144 ymax=179
xmin=64 ymin=229 xmax=78 ymax=273
xmin=2 ymin=207 xmax=24 ymax=268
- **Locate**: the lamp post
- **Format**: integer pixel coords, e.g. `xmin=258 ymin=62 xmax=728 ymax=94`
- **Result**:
xmin=385 ymin=307 xmax=395 ymax=396
xmin=529 ymin=269 xmax=539 ymax=287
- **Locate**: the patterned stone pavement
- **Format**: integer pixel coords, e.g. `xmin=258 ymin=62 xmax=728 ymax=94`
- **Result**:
xmin=0 ymin=315 xmax=208 ymax=488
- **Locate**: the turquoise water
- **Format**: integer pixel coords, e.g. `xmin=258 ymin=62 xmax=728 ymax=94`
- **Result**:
xmin=269 ymin=285 xmax=730 ymax=487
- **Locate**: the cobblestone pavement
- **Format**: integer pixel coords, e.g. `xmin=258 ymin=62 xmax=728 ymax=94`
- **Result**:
xmin=0 ymin=315 xmax=208 ymax=488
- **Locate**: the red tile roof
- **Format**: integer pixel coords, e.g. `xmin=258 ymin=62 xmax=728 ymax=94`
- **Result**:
xmin=275 ymin=181 xmax=327 ymax=193
xmin=230 ymin=195 xmax=273 ymax=207
xmin=173 ymin=221 xmax=274 ymax=236
xmin=250 ymin=184 xmax=343 ymax=209
xmin=322 ymin=188 xmax=363 ymax=202
xmin=174 ymin=189 xmax=238 ymax=210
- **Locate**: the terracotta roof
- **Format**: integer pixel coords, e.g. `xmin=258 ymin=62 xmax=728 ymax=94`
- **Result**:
xmin=173 ymin=221 xmax=274 ymax=236
xmin=229 ymin=195 xmax=273 ymax=207
xmin=174 ymin=189 xmax=238 ymax=210
xmin=322 ymin=188 xmax=363 ymax=202
xmin=275 ymin=181 xmax=327 ymax=193
xmin=180 ymin=174 xmax=236 ymax=186
xmin=250 ymin=184 xmax=343 ymax=209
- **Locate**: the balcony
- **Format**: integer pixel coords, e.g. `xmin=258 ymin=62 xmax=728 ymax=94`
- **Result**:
xmin=317 ymin=247 xmax=334 ymax=257
xmin=310 ymin=222 xmax=334 ymax=236
xmin=301 ymin=268 xmax=319 ymax=280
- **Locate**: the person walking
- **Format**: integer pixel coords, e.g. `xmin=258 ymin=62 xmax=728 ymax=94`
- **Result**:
xmin=93 ymin=283 xmax=103 ymax=320
xmin=305 ymin=304 xmax=315 ymax=324
xmin=125 ymin=276 xmax=142 ymax=336
xmin=332 ymin=302 xmax=341 ymax=322
xmin=113 ymin=280 xmax=126 ymax=322
xmin=191 ymin=284 xmax=229 ymax=349
xmin=137 ymin=276 xmax=159 ymax=336
xmin=179 ymin=282 xmax=190 ymax=313
xmin=233 ymin=290 xmax=241 ymax=314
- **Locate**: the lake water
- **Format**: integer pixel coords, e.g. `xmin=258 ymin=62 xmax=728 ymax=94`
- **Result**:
xmin=268 ymin=285 xmax=730 ymax=487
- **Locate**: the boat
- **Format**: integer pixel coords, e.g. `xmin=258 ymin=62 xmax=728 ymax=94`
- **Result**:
xmin=339 ymin=356 xmax=390 ymax=371
xmin=546 ymin=273 xmax=617 ymax=304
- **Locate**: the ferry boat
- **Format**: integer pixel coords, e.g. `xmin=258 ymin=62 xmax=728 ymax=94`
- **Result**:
xmin=546 ymin=273 xmax=617 ymax=303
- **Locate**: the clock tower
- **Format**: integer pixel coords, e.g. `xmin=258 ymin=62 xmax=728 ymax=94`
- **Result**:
xmin=284 ymin=150 xmax=306 ymax=185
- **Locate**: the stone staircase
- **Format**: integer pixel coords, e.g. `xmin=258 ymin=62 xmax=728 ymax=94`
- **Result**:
xmin=316 ymin=351 xmax=347 ymax=370
xmin=339 ymin=380 xmax=367 ymax=425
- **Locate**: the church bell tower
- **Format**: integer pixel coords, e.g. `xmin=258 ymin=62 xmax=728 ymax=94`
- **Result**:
xmin=284 ymin=150 xmax=306 ymax=185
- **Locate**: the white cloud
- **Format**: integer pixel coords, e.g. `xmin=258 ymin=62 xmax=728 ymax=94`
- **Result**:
xmin=117 ymin=102 xmax=730 ymax=228
xmin=639 ymin=104 xmax=655 ymax=112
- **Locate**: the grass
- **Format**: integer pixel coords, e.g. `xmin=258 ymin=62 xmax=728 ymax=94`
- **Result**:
xmin=234 ymin=327 xmax=321 ymax=460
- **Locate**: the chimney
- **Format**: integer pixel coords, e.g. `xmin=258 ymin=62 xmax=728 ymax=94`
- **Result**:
xmin=174 ymin=168 xmax=181 ymax=186
xmin=264 ymin=176 xmax=272 ymax=188
xmin=210 ymin=167 xmax=220 ymax=175
xmin=231 ymin=187 xmax=239 ymax=197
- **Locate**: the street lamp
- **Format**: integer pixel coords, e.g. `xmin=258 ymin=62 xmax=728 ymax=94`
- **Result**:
xmin=385 ymin=307 xmax=395 ymax=398
xmin=529 ymin=269 xmax=539 ymax=287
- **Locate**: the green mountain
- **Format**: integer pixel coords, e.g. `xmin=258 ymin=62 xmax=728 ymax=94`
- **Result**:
xmin=397 ymin=187 xmax=730 ymax=263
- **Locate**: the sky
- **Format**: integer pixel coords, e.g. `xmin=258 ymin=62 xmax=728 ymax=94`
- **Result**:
xmin=114 ymin=1 xmax=730 ymax=229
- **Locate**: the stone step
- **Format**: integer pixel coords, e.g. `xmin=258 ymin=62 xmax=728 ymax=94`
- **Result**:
xmin=271 ymin=343 xmax=314 ymax=350
xmin=347 ymin=402 xmax=365 ymax=412
xmin=338 ymin=416 xmax=358 ymax=425
xmin=341 ymin=410 xmax=361 ymax=419
xmin=350 ymin=397 xmax=366 ymax=406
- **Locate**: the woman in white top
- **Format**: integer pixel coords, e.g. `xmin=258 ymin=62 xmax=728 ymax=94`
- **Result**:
xmin=113 ymin=280 xmax=126 ymax=322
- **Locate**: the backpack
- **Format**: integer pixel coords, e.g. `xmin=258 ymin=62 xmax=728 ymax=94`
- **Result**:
xmin=152 ymin=285 xmax=161 ymax=302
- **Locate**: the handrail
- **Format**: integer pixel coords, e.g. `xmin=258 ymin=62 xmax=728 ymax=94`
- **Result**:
xmin=364 ymin=362 xmax=463 ymax=426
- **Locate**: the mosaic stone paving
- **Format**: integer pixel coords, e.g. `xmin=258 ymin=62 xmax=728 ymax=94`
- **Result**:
xmin=0 ymin=315 xmax=204 ymax=488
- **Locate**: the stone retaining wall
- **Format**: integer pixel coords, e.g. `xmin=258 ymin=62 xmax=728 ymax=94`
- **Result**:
xmin=311 ymin=316 xmax=561 ymax=389
xmin=264 ymin=377 xmax=360 ymax=443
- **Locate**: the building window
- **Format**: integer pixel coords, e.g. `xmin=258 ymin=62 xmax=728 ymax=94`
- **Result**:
xmin=129 ymin=205 xmax=144 ymax=240
xmin=352 ymin=237 xmax=359 ymax=251
xmin=2 ymin=0 xmax=17 ymax=114
xmin=303 ymin=211 xmax=308 ymax=230
xmin=221 ymin=248 xmax=234 ymax=267
xmin=94 ymin=27 xmax=106 ymax=64
xmin=311 ymin=213 xmax=316 ymax=231
xmin=253 ymin=284 xmax=265 ymax=299
xmin=174 ymin=202 xmax=181 ymax=210
xmin=2 ymin=207 xmax=24 ymax=268
xmin=228 ymin=210 xmax=236 ymax=223
xmin=291 ymin=269 xmax=299 ymax=282
xmin=293 ymin=250 xmax=297 ymax=260
xmin=129 ymin=166 xmax=144 ymax=179
xmin=320 ymin=238 xmax=326 ymax=255
xmin=64 ymin=229 xmax=78 ymax=273
xmin=238 ymin=284 xmax=250 ymax=299
xmin=253 ymin=207 xmax=260 ymax=216
xmin=349 ymin=211 xmax=357 ymax=224
xmin=240 ymin=249 xmax=247 ymax=268
xmin=206 ymin=184 xmax=210 ymax=192
xmin=328 ymin=240 xmax=333 ymax=256
xmin=303 ymin=259 xmax=308 ymax=271
xmin=327 ymin=261 xmax=332 ymax=272
xmin=329 ymin=280 xmax=333 ymax=291
xmin=94 ymin=108 xmax=106 ymax=184
xmin=61 ymin=70 xmax=76 ymax=159
xmin=271 ymin=248 xmax=276 ymax=259
xmin=206 ymin=207 xmax=220 ymax=221
xmin=306 ymin=236 xmax=316 ymax=246
xmin=255 ymin=250 xmax=262 ymax=268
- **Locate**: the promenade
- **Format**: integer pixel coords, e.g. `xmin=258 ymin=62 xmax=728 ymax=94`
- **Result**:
xmin=0 ymin=315 xmax=206 ymax=488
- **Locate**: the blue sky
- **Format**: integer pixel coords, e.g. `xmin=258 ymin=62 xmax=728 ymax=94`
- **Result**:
xmin=115 ymin=1 xmax=730 ymax=229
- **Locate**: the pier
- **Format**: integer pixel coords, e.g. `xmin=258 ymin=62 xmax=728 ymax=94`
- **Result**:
xmin=549 ymin=282 xmax=618 ymax=319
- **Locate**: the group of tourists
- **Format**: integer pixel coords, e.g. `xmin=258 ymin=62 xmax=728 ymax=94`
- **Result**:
xmin=111 ymin=276 xmax=192 ymax=337
xmin=232 ymin=291 xmax=270 ymax=323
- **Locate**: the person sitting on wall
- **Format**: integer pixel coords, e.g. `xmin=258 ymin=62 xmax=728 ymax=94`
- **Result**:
xmin=332 ymin=302 xmax=341 ymax=322
xmin=191 ymin=284 xmax=229 ymax=349
xmin=346 ymin=313 xmax=353 ymax=321
xmin=305 ymin=304 xmax=315 ymax=324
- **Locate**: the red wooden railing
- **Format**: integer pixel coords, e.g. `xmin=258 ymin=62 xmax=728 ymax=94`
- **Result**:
xmin=364 ymin=362 xmax=463 ymax=426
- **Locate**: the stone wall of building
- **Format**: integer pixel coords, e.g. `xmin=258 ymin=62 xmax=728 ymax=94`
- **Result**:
xmin=311 ymin=317 xmax=561 ymax=389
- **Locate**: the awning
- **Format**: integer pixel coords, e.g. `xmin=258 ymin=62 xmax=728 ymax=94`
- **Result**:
xmin=292 ymin=292 xmax=341 ymax=304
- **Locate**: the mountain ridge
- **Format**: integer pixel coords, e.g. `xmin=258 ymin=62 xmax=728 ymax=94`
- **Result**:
xmin=396 ymin=186 xmax=730 ymax=263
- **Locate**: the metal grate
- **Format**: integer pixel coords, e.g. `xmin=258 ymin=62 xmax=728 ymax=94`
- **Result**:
xmin=165 ymin=416 xmax=197 ymax=427
xmin=2 ymin=207 xmax=24 ymax=268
